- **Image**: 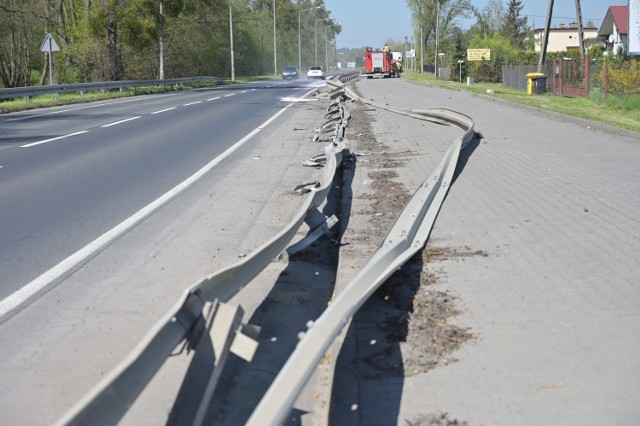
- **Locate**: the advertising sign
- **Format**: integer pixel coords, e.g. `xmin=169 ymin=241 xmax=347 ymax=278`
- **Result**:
xmin=467 ymin=48 xmax=491 ymax=61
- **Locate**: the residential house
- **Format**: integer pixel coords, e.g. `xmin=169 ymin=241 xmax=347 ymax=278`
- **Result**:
xmin=534 ymin=23 xmax=599 ymax=53
xmin=598 ymin=5 xmax=629 ymax=55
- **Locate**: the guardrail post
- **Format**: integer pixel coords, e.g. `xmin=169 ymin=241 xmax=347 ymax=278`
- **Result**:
xmin=167 ymin=301 xmax=258 ymax=426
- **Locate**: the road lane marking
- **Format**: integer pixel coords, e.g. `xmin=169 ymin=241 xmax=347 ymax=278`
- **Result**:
xmin=224 ymin=93 xmax=235 ymax=97
xmin=5 ymin=94 xmax=177 ymax=122
xmin=20 ymin=131 xmax=89 ymax=148
xmin=101 ymin=116 xmax=141 ymax=128
xmin=183 ymin=101 xmax=202 ymax=106
xmin=151 ymin=107 xmax=176 ymax=115
xmin=0 ymin=87 xmax=317 ymax=320
xmin=206 ymin=97 xmax=221 ymax=101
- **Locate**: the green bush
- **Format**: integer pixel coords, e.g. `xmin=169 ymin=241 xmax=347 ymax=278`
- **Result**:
xmin=603 ymin=59 xmax=640 ymax=95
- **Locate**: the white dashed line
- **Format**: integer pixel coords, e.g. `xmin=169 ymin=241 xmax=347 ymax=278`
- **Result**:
xmin=0 ymin=95 xmax=306 ymax=320
xmin=206 ymin=96 xmax=221 ymax=101
xmin=151 ymin=107 xmax=177 ymax=115
xmin=224 ymin=93 xmax=235 ymax=97
xmin=101 ymin=116 xmax=141 ymax=128
xmin=20 ymin=131 xmax=89 ymax=148
xmin=183 ymin=101 xmax=202 ymax=106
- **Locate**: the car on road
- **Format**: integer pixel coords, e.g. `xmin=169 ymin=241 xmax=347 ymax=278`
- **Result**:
xmin=282 ymin=66 xmax=299 ymax=79
xmin=306 ymin=65 xmax=325 ymax=80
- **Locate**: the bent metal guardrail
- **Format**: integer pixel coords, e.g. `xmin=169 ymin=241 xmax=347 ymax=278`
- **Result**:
xmin=57 ymin=75 xmax=474 ymax=425
xmin=0 ymin=77 xmax=223 ymax=100
xmin=246 ymin=81 xmax=476 ymax=426
xmin=56 ymin=80 xmax=349 ymax=426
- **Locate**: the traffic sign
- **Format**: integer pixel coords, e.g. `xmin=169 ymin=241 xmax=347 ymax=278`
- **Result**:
xmin=40 ymin=33 xmax=60 ymax=53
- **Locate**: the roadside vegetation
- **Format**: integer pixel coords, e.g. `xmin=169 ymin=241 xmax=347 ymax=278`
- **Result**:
xmin=395 ymin=0 xmax=640 ymax=133
xmin=403 ymin=70 xmax=640 ymax=133
xmin=0 ymin=75 xmax=276 ymax=114
xmin=0 ymin=1 xmax=336 ymax=88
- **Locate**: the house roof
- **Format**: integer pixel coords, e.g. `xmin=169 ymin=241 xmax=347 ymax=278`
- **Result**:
xmin=533 ymin=27 xmax=597 ymax=33
xmin=598 ymin=6 xmax=628 ymax=36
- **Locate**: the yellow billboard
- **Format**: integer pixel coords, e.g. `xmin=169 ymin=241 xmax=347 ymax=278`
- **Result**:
xmin=467 ymin=48 xmax=491 ymax=61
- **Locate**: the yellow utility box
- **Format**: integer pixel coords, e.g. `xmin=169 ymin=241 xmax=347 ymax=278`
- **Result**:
xmin=526 ymin=72 xmax=545 ymax=95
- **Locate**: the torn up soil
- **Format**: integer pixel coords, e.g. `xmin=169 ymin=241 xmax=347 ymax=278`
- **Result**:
xmin=342 ymin=89 xmax=475 ymax=377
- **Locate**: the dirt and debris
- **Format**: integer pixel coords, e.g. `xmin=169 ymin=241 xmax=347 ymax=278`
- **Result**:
xmin=343 ymin=88 xmax=475 ymax=377
xmin=376 ymin=251 xmax=474 ymax=376
xmin=405 ymin=412 xmax=469 ymax=426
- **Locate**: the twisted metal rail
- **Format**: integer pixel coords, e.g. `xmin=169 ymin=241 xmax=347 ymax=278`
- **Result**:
xmin=57 ymin=75 xmax=474 ymax=425
xmin=247 ymin=80 xmax=475 ymax=426
xmin=57 ymin=83 xmax=350 ymax=426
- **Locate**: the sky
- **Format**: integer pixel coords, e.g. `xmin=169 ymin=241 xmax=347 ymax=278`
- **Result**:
xmin=322 ymin=0 xmax=615 ymax=48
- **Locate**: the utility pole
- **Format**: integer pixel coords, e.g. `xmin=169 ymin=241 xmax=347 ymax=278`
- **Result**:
xmin=273 ymin=0 xmax=277 ymax=75
xmin=538 ymin=0 xmax=584 ymax=72
xmin=229 ymin=0 xmax=235 ymax=80
xmin=434 ymin=1 xmax=440 ymax=78
xmin=159 ymin=0 xmax=164 ymax=79
xmin=419 ymin=2 xmax=423 ymax=73
xmin=537 ymin=0 xmax=554 ymax=73
xmin=575 ymin=0 xmax=585 ymax=59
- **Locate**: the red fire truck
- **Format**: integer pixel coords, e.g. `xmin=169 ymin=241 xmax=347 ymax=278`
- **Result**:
xmin=363 ymin=47 xmax=401 ymax=78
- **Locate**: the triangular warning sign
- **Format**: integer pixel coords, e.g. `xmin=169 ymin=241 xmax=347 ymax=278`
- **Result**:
xmin=40 ymin=33 xmax=60 ymax=53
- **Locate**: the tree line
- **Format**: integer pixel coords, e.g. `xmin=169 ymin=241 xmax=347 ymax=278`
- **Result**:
xmin=0 ymin=0 xmax=339 ymax=88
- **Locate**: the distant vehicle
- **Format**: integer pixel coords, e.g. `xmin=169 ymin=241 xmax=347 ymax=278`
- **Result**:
xmin=363 ymin=47 xmax=401 ymax=78
xmin=306 ymin=65 xmax=325 ymax=80
xmin=282 ymin=66 xmax=299 ymax=79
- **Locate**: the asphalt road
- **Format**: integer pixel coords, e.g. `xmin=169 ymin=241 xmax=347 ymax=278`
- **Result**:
xmin=0 ymin=74 xmax=331 ymax=425
xmin=0 ymin=78 xmax=321 ymax=309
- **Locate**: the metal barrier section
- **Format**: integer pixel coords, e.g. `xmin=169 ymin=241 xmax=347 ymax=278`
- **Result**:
xmin=0 ymin=77 xmax=223 ymax=100
xmin=56 ymin=73 xmax=470 ymax=425
xmin=246 ymin=80 xmax=475 ymax=426
xmin=56 ymin=84 xmax=350 ymax=426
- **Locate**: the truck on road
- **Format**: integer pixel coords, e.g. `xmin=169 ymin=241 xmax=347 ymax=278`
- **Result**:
xmin=363 ymin=47 xmax=402 ymax=78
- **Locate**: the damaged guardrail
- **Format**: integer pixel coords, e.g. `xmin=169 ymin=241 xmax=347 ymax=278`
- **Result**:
xmin=247 ymin=79 xmax=475 ymax=425
xmin=57 ymin=87 xmax=350 ymax=426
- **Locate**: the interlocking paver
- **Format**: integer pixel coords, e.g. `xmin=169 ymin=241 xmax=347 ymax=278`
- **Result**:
xmin=332 ymin=78 xmax=640 ymax=426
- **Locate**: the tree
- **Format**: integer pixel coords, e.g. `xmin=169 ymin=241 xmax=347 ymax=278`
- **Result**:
xmin=501 ymin=0 xmax=528 ymax=50
xmin=469 ymin=0 xmax=504 ymax=38
xmin=0 ymin=0 xmax=39 ymax=87
xmin=405 ymin=0 xmax=473 ymax=70
xmin=0 ymin=0 xmax=336 ymax=85
xmin=449 ymin=26 xmax=467 ymax=81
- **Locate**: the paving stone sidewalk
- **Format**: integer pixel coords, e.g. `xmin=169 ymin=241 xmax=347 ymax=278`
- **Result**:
xmin=333 ymin=78 xmax=640 ymax=426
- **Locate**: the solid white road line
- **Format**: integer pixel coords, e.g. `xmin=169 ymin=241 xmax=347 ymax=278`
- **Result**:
xmin=101 ymin=116 xmax=141 ymax=128
xmin=20 ymin=131 xmax=89 ymax=148
xmin=0 ymin=87 xmax=317 ymax=320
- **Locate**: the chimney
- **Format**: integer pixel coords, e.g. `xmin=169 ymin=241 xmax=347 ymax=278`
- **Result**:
xmin=569 ymin=22 xmax=578 ymax=28
xmin=559 ymin=23 xmax=566 ymax=29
